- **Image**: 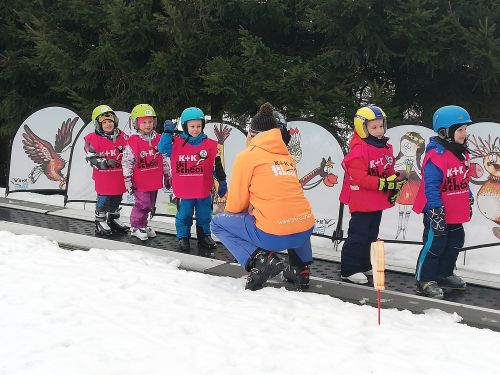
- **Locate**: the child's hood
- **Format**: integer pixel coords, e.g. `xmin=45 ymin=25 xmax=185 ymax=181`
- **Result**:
xmin=248 ymin=128 xmax=289 ymax=155
xmin=348 ymin=132 xmax=364 ymax=150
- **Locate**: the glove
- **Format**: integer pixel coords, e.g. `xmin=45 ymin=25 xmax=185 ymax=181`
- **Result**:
xmin=469 ymin=196 xmax=474 ymax=219
xmin=388 ymin=176 xmax=408 ymax=204
xmin=426 ymin=207 xmax=446 ymax=234
xmin=163 ymin=120 xmax=176 ymax=133
xmin=164 ymin=176 xmax=171 ymax=190
xmin=378 ymin=173 xmax=407 ymax=192
xmin=124 ymin=177 xmax=134 ymax=195
xmin=217 ymin=180 xmax=228 ymax=197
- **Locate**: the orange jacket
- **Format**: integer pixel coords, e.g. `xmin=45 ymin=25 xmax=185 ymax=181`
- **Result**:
xmin=225 ymin=128 xmax=315 ymax=235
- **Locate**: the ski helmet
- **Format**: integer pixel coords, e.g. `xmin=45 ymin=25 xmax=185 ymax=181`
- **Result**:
xmin=92 ymin=105 xmax=118 ymax=133
xmin=130 ymin=104 xmax=157 ymax=130
xmin=353 ymin=105 xmax=386 ymax=139
xmin=180 ymin=107 xmax=205 ymax=133
xmin=432 ymin=105 xmax=472 ymax=132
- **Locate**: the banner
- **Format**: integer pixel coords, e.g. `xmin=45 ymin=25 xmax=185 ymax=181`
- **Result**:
xmin=287 ymin=120 xmax=345 ymax=236
xmin=379 ymin=125 xmax=435 ymax=242
xmin=466 ymin=122 xmax=500 ymax=246
xmin=8 ymin=106 xmax=84 ymax=194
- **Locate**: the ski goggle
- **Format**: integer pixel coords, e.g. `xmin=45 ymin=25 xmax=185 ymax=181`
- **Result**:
xmin=98 ymin=112 xmax=115 ymax=124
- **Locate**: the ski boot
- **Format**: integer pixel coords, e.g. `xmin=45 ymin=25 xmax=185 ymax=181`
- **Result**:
xmin=438 ymin=274 xmax=466 ymax=291
xmin=131 ymin=227 xmax=148 ymax=241
xmin=179 ymin=238 xmax=191 ymax=251
xmin=282 ymin=264 xmax=311 ymax=290
xmin=416 ymin=281 xmax=444 ymax=299
xmin=95 ymin=211 xmax=112 ymax=236
xmin=196 ymin=226 xmax=217 ymax=250
xmin=245 ymin=250 xmax=285 ymax=291
xmin=107 ymin=208 xmax=129 ymax=234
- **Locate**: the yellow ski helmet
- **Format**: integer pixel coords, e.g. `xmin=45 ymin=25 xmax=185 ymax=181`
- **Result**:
xmin=353 ymin=105 xmax=387 ymax=138
xmin=92 ymin=105 xmax=118 ymax=132
xmin=130 ymin=104 xmax=157 ymax=130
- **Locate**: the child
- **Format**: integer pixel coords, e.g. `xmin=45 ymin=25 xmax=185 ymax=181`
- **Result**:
xmin=84 ymin=105 xmax=129 ymax=235
xmin=413 ymin=105 xmax=473 ymax=299
xmin=211 ymin=102 xmax=315 ymax=291
xmin=158 ymin=107 xmax=227 ymax=251
xmin=339 ymin=105 xmax=406 ymax=284
xmin=122 ymin=104 xmax=171 ymax=241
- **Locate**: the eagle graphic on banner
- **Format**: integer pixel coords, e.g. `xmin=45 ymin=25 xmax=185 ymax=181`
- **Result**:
xmin=22 ymin=117 xmax=79 ymax=189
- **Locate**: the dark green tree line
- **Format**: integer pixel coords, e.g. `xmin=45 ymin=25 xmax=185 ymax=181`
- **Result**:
xmin=1 ymin=0 xmax=499 ymax=147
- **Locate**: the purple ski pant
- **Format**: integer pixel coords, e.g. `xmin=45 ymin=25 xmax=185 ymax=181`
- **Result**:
xmin=130 ymin=191 xmax=157 ymax=228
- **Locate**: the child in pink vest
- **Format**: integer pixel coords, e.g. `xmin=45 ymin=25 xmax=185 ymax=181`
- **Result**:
xmin=84 ymin=105 xmax=128 ymax=235
xmin=122 ymin=104 xmax=171 ymax=241
xmin=339 ymin=105 xmax=406 ymax=284
xmin=158 ymin=107 xmax=227 ymax=251
xmin=413 ymin=105 xmax=473 ymax=299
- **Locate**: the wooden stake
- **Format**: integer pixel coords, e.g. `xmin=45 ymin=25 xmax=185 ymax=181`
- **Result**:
xmin=370 ymin=240 xmax=385 ymax=325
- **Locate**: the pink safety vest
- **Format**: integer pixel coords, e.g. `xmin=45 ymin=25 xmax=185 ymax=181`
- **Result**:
xmin=339 ymin=141 xmax=396 ymax=213
xmin=128 ymin=134 xmax=164 ymax=192
xmin=413 ymin=149 xmax=471 ymax=224
xmin=84 ymin=132 xmax=127 ymax=195
xmin=171 ymin=137 xmax=218 ymax=199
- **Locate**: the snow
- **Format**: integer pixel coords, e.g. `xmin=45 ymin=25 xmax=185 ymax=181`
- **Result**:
xmin=0 ymin=231 xmax=499 ymax=374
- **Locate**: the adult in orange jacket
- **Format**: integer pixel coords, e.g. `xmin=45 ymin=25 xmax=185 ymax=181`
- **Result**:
xmin=211 ymin=103 xmax=315 ymax=291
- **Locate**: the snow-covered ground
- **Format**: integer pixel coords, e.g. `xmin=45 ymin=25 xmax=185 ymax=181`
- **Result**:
xmin=0 ymin=230 xmax=498 ymax=375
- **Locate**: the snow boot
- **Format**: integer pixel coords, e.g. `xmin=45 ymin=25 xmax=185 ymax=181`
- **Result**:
xmin=439 ymin=274 xmax=466 ymax=291
xmin=179 ymin=238 xmax=191 ymax=251
xmin=95 ymin=211 xmax=112 ymax=236
xmin=245 ymin=250 xmax=285 ymax=291
xmin=107 ymin=209 xmax=129 ymax=233
xmin=341 ymin=272 xmax=369 ymax=285
xmin=282 ymin=264 xmax=310 ymax=290
xmin=145 ymin=226 xmax=156 ymax=238
xmin=196 ymin=226 xmax=216 ymax=249
xmin=131 ymin=227 xmax=148 ymax=241
xmin=416 ymin=281 xmax=444 ymax=299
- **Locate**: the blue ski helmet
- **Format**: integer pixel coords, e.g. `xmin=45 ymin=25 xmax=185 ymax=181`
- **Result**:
xmin=432 ymin=105 xmax=472 ymax=132
xmin=180 ymin=107 xmax=205 ymax=133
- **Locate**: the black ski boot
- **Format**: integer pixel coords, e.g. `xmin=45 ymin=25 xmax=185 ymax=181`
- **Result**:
xmin=245 ymin=250 xmax=285 ymax=291
xmin=95 ymin=211 xmax=112 ymax=236
xmin=282 ymin=264 xmax=311 ymax=290
xmin=439 ymin=274 xmax=466 ymax=290
xmin=179 ymin=238 xmax=191 ymax=251
xmin=107 ymin=208 xmax=129 ymax=233
xmin=416 ymin=281 xmax=444 ymax=299
xmin=196 ymin=226 xmax=217 ymax=249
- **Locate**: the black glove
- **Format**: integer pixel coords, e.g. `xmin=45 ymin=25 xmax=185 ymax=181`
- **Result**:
xmin=106 ymin=159 xmax=118 ymax=168
xmin=426 ymin=207 xmax=446 ymax=234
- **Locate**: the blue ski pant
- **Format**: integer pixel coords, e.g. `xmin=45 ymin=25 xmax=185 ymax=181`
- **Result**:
xmin=176 ymin=196 xmax=212 ymax=239
xmin=415 ymin=215 xmax=465 ymax=282
xmin=341 ymin=211 xmax=382 ymax=277
xmin=211 ymin=212 xmax=314 ymax=271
